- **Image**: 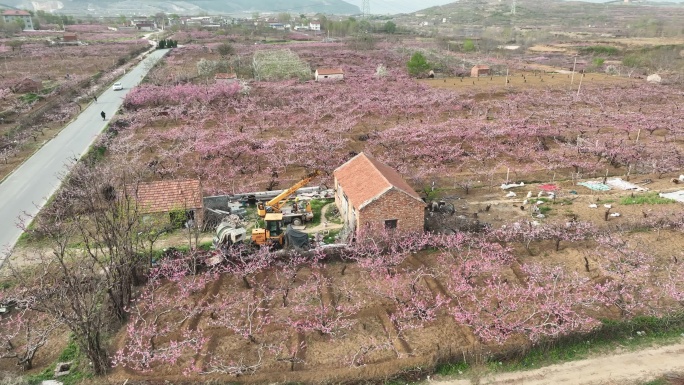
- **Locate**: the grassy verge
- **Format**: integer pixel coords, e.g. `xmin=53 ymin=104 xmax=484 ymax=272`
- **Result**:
xmin=621 ymin=192 xmax=674 ymax=205
xmin=309 ymin=198 xmax=334 ymax=226
xmin=150 ymin=240 xmax=214 ymax=262
xmin=436 ymin=314 xmax=684 ymax=378
xmin=323 ymin=228 xmax=342 ymax=244
xmin=325 ymin=203 xmax=342 ymax=224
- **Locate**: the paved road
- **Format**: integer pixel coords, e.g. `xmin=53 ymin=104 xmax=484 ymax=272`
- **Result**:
xmin=0 ymin=48 xmax=169 ymax=266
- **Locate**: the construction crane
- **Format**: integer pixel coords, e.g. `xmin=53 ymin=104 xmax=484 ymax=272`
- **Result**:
xmin=256 ymin=170 xmax=320 ymax=225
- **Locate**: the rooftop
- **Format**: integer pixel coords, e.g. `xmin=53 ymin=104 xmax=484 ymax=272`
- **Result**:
xmin=2 ymin=10 xmax=31 ymax=16
xmin=215 ymin=73 xmax=237 ymax=79
xmin=316 ymin=68 xmax=344 ymax=75
xmin=129 ymin=179 xmax=203 ymax=214
xmin=333 ymin=153 xmax=422 ymax=210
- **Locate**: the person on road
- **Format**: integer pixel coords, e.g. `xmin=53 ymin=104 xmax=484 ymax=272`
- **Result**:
xmin=101 ymin=111 xmax=106 ymax=121
xmin=93 ymin=95 xmax=97 ymax=103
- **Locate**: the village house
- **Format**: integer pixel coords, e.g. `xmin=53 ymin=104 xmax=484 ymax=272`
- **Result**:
xmin=129 ymin=179 xmax=204 ymax=229
xmin=309 ymin=20 xmax=321 ymax=31
xmin=2 ymin=9 xmax=34 ymax=30
xmin=471 ymin=65 xmax=490 ymax=77
xmin=215 ymin=73 xmax=238 ymax=83
xmin=63 ymin=33 xmax=78 ymax=42
xmin=315 ymin=68 xmax=344 ymax=81
xmin=134 ymin=21 xmax=156 ymax=31
xmin=333 ymin=153 xmax=425 ymax=237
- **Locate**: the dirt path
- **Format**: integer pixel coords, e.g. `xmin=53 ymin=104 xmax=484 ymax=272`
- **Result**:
xmin=303 ymin=203 xmax=343 ymax=234
xmin=435 ymin=339 xmax=684 ymax=385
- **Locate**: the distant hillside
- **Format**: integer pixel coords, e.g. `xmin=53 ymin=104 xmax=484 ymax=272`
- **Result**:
xmin=399 ymin=0 xmax=684 ymax=35
xmin=8 ymin=0 xmax=360 ymax=15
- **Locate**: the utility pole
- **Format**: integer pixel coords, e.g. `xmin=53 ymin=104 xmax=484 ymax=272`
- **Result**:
xmin=362 ymin=0 xmax=370 ymax=19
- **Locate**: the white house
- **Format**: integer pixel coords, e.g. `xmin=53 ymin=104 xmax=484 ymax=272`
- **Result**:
xmin=309 ymin=20 xmax=321 ymax=31
xmin=2 ymin=10 xmax=34 ymax=30
xmin=315 ymin=68 xmax=344 ymax=81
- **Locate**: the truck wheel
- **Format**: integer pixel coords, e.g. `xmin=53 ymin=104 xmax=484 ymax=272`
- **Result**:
xmin=293 ymin=218 xmax=303 ymax=226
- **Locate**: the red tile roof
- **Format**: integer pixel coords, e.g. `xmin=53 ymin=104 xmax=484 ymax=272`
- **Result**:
xmin=129 ymin=179 xmax=203 ymax=214
xmin=215 ymin=73 xmax=237 ymax=79
xmin=2 ymin=10 xmax=31 ymax=16
xmin=316 ymin=68 xmax=344 ymax=75
xmin=333 ymin=153 xmax=422 ymax=210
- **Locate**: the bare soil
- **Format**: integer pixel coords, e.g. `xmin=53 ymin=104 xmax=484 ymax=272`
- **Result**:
xmin=420 ymin=70 xmax=635 ymax=93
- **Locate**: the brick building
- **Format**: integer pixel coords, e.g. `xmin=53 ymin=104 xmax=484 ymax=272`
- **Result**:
xmin=470 ymin=65 xmax=490 ymax=78
xmin=315 ymin=68 xmax=344 ymax=81
xmin=215 ymin=72 xmax=238 ymax=83
xmin=2 ymin=10 xmax=34 ymax=30
xmin=63 ymin=33 xmax=78 ymax=42
xmin=129 ymin=179 xmax=204 ymax=228
xmin=333 ymin=153 xmax=424 ymax=237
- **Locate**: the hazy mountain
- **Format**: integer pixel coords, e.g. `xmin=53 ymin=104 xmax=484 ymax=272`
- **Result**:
xmin=10 ymin=0 xmax=360 ymax=15
xmin=6 ymin=0 xmax=683 ymax=16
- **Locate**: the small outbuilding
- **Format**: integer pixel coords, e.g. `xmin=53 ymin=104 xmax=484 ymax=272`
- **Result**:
xmin=215 ymin=73 xmax=238 ymax=83
xmin=471 ymin=65 xmax=490 ymax=78
xmin=63 ymin=33 xmax=78 ymax=42
xmin=315 ymin=68 xmax=344 ymax=81
xmin=333 ymin=153 xmax=425 ymax=237
xmin=129 ymin=179 xmax=204 ymax=228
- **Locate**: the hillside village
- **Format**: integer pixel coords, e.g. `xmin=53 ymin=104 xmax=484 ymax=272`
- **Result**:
xmin=1 ymin=0 xmax=684 ymax=384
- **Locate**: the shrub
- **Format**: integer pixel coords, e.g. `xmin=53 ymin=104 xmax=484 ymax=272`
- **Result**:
xmin=463 ymin=39 xmax=476 ymax=52
xmin=407 ymin=52 xmax=430 ymax=76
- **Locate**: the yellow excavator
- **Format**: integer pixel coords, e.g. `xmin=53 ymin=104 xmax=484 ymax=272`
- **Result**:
xmin=251 ymin=170 xmax=320 ymax=247
xmin=251 ymin=212 xmax=285 ymax=247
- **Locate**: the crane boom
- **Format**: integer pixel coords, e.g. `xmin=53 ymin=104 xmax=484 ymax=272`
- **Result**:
xmin=257 ymin=170 xmax=320 ymax=217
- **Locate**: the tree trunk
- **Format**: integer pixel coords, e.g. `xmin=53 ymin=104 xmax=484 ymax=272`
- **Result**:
xmin=82 ymin=333 xmax=108 ymax=376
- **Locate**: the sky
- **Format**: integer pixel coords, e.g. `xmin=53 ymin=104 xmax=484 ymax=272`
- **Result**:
xmin=348 ymin=0 xmax=684 ymax=15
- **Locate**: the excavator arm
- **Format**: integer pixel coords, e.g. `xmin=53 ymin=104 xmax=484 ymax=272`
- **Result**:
xmin=257 ymin=170 xmax=320 ymax=217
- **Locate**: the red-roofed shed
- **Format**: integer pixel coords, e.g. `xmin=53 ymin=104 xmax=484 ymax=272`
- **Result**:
xmin=129 ymin=179 xmax=204 ymax=228
xmin=215 ymin=72 xmax=238 ymax=83
xmin=471 ymin=65 xmax=490 ymax=78
xmin=63 ymin=33 xmax=78 ymax=42
xmin=315 ymin=68 xmax=344 ymax=81
xmin=333 ymin=153 xmax=424 ymax=237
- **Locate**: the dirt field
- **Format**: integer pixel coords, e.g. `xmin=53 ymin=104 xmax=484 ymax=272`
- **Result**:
xmin=420 ymin=70 xmax=633 ymax=93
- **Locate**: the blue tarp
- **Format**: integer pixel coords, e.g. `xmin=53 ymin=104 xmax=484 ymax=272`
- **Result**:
xmin=577 ymin=181 xmax=611 ymax=191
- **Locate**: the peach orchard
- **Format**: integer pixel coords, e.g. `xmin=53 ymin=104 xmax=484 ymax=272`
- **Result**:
xmin=2 ymin=35 xmax=684 ymax=382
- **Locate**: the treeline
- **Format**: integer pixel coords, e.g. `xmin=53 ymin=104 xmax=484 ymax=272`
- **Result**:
xmin=157 ymin=39 xmax=178 ymax=49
